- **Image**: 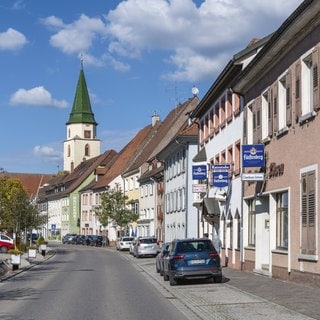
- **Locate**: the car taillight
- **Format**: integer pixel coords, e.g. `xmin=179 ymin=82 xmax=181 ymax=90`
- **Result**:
xmin=137 ymin=241 xmax=141 ymax=246
xmin=209 ymin=253 xmax=219 ymax=258
xmin=173 ymin=255 xmax=184 ymax=260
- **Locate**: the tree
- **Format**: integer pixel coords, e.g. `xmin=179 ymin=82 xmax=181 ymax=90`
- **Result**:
xmin=0 ymin=177 xmax=46 ymax=236
xmin=95 ymin=188 xmax=139 ymax=232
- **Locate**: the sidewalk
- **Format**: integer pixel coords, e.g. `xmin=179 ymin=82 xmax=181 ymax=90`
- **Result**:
xmin=0 ymin=247 xmax=54 ymax=281
xmin=129 ymin=253 xmax=320 ymax=320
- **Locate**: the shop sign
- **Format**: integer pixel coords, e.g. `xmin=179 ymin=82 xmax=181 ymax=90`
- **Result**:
xmin=192 ymin=184 xmax=207 ymax=193
xmin=192 ymin=165 xmax=207 ymax=180
xmin=242 ymin=173 xmax=265 ymax=181
xmin=242 ymin=144 xmax=265 ymax=167
xmin=213 ymin=171 xmax=229 ymax=187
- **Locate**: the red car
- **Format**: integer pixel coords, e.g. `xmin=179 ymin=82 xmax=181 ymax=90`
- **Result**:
xmin=0 ymin=234 xmax=14 ymax=253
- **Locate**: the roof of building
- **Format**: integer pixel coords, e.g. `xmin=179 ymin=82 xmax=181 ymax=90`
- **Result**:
xmin=85 ymin=122 xmax=158 ymax=191
xmin=122 ymin=96 xmax=199 ymax=177
xmin=41 ymin=150 xmax=118 ymax=200
xmin=0 ymin=172 xmax=55 ymax=200
xmin=66 ymin=67 xmax=97 ymax=125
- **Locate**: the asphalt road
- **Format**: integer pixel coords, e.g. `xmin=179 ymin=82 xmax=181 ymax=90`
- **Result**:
xmin=0 ymin=245 xmax=192 ymax=320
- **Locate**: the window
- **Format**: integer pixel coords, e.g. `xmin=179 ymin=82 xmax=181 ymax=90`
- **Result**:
xmin=85 ymin=144 xmax=90 ymax=156
xmin=229 ymin=216 xmax=233 ymax=249
xmin=276 ymin=191 xmax=288 ymax=249
xmin=84 ymin=130 xmax=91 ymax=138
xmin=234 ymin=141 xmax=241 ymax=176
xmin=67 ymin=145 xmax=71 ymax=157
xmin=301 ymin=170 xmax=316 ymax=255
xmin=248 ymin=199 xmax=256 ymax=246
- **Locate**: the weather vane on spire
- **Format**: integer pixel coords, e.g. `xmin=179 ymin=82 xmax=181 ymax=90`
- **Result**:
xmin=80 ymin=53 xmax=84 ymax=69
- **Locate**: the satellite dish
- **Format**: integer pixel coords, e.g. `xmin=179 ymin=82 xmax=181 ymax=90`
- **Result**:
xmin=192 ymin=86 xmax=199 ymax=96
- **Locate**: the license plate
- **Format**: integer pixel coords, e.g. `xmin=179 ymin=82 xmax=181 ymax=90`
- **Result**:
xmin=190 ymin=259 xmax=205 ymax=265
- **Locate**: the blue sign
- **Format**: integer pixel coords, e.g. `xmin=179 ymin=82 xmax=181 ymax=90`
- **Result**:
xmin=192 ymin=165 xmax=207 ymax=180
xmin=242 ymin=144 xmax=265 ymax=167
xmin=51 ymin=224 xmax=56 ymax=230
xmin=213 ymin=171 xmax=229 ymax=187
xmin=212 ymin=164 xmax=230 ymax=171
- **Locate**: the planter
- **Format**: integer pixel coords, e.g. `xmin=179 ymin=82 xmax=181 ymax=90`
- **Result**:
xmin=28 ymin=248 xmax=37 ymax=258
xmin=39 ymin=244 xmax=47 ymax=252
xmin=11 ymin=254 xmax=21 ymax=270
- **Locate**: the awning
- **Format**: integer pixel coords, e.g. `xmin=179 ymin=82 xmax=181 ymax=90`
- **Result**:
xmin=193 ymin=147 xmax=207 ymax=162
xmin=202 ymin=198 xmax=220 ymax=216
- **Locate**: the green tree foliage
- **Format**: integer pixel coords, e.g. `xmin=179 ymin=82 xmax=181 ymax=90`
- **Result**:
xmin=96 ymin=189 xmax=139 ymax=230
xmin=0 ymin=177 xmax=46 ymax=234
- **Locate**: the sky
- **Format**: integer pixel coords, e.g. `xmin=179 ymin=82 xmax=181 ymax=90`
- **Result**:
xmin=0 ymin=0 xmax=303 ymax=174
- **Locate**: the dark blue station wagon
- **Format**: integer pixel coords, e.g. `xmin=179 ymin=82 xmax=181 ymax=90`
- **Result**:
xmin=163 ymin=238 xmax=222 ymax=286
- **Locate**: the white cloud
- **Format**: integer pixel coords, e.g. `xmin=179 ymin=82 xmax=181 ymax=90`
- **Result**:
xmin=0 ymin=28 xmax=28 ymax=51
xmin=43 ymin=14 xmax=106 ymax=55
xmin=41 ymin=0 xmax=302 ymax=80
xmin=10 ymin=86 xmax=68 ymax=108
xmin=33 ymin=145 xmax=63 ymax=162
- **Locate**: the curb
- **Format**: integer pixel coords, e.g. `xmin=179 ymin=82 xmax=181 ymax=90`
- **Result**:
xmin=0 ymin=250 xmax=55 ymax=282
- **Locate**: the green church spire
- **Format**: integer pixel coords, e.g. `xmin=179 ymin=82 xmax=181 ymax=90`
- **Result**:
xmin=67 ymin=66 xmax=97 ymax=125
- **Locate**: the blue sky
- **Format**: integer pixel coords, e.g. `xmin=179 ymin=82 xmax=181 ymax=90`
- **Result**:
xmin=0 ymin=0 xmax=302 ymax=174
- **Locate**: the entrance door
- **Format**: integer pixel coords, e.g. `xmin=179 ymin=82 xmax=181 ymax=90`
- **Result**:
xmin=255 ymin=196 xmax=270 ymax=274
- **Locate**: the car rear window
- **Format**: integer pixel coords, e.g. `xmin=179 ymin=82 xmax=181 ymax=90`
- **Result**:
xmin=122 ymin=237 xmax=133 ymax=241
xmin=140 ymin=238 xmax=157 ymax=244
xmin=176 ymin=240 xmax=213 ymax=252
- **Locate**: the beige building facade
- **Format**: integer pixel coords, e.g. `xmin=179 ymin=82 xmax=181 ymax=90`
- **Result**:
xmin=235 ymin=1 xmax=320 ymax=283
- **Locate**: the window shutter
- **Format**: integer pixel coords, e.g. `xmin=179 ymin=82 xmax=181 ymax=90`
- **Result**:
xmin=312 ymin=47 xmax=320 ymax=110
xmin=286 ymin=70 xmax=292 ymax=127
xmin=295 ymin=61 xmax=302 ymax=121
xmin=256 ymin=97 xmax=262 ymax=143
xmin=272 ymin=83 xmax=279 ymax=133
xmin=268 ymin=88 xmax=273 ymax=136
xmin=243 ymin=107 xmax=247 ymax=145
xmin=301 ymin=171 xmax=316 ymax=255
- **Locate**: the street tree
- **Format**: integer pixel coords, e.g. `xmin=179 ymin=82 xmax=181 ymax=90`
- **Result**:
xmin=96 ymin=188 xmax=139 ymax=233
xmin=0 ymin=177 xmax=46 ymax=238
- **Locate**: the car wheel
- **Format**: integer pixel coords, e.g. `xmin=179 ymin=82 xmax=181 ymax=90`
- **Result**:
xmin=160 ymin=269 xmax=164 ymax=276
xmin=169 ymin=274 xmax=178 ymax=286
xmin=156 ymin=264 xmax=160 ymax=273
xmin=163 ymin=271 xmax=169 ymax=281
xmin=0 ymin=246 xmax=8 ymax=253
xmin=214 ymin=275 xmax=222 ymax=283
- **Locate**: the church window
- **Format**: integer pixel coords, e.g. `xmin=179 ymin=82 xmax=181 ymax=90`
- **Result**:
xmin=85 ymin=144 xmax=90 ymax=156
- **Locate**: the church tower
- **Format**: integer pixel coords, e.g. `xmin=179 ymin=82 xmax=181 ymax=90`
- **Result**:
xmin=63 ymin=63 xmax=100 ymax=172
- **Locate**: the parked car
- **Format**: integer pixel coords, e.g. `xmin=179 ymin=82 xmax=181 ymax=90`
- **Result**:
xmin=133 ymin=236 xmax=160 ymax=258
xmin=89 ymin=235 xmax=103 ymax=247
xmin=116 ymin=236 xmax=134 ymax=251
xmin=162 ymin=238 xmax=222 ymax=286
xmin=0 ymin=234 xmax=14 ymax=253
xmin=156 ymin=242 xmax=170 ymax=276
xmin=62 ymin=233 xmax=77 ymax=244
xmin=72 ymin=235 xmax=85 ymax=245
